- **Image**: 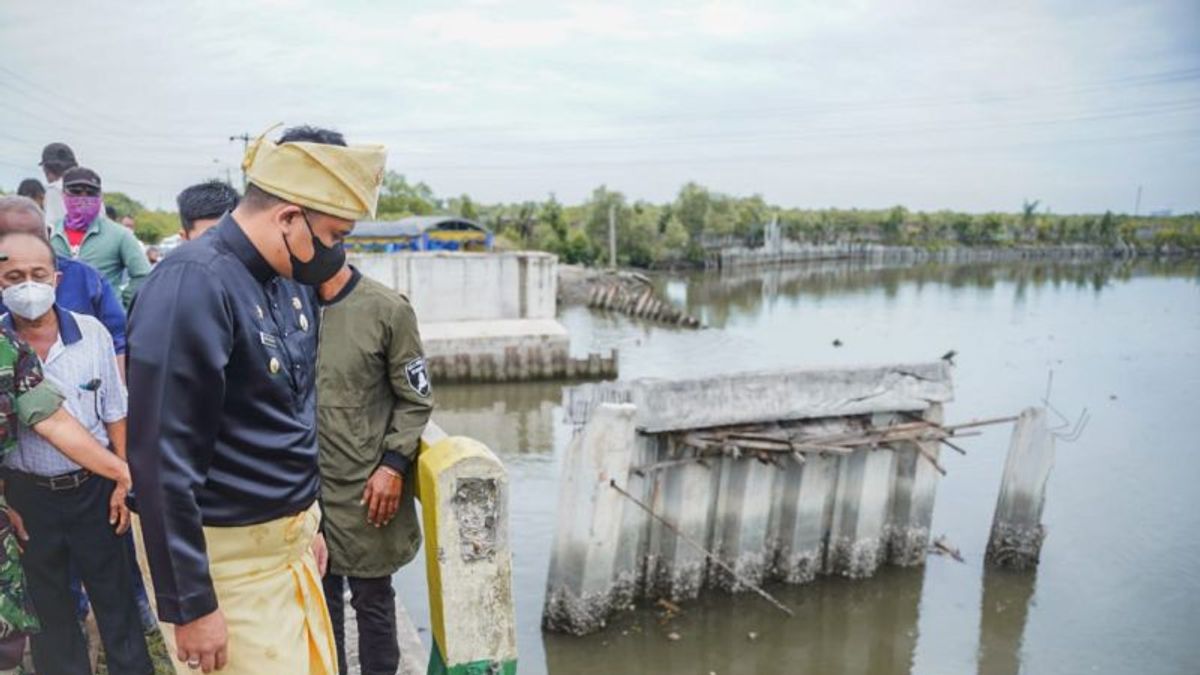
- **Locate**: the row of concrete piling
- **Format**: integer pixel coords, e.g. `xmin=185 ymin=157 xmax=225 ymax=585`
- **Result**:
xmin=426 ymin=348 xmax=618 ymax=383
xmin=543 ymin=364 xmax=1058 ymax=636
xmin=543 ymin=364 xmax=956 ymax=635
xmin=586 ymin=278 xmax=703 ymax=328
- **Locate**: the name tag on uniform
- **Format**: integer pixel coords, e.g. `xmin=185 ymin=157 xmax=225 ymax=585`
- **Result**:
xmin=259 ymin=331 xmax=279 ymax=349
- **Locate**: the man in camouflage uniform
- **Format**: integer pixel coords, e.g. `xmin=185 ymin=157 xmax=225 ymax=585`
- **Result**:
xmin=0 ymin=326 xmax=46 ymax=672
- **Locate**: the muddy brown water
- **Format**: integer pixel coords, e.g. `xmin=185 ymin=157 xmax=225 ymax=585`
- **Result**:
xmin=393 ymin=258 xmax=1200 ymax=674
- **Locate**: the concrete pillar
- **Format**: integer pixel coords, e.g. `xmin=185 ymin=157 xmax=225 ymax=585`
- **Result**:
xmin=986 ymin=407 xmax=1055 ymax=569
xmin=709 ymin=455 xmax=779 ymax=591
xmin=644 ymin=438 xmax=717 ymax=601
xmin=543 ymin=403 xmax=638 ymax=634
xmin=417 ymin=429 xmax=518 ymax=675
xmin=826 ymin=446 xmax=896 ymax=578
xmin=773 ymin=452 xmax=839 ymax=583
xmin=886 ymin=404 xmax=944 ymax=566
xmin=611 ymin=432 xmax=659 ymax=607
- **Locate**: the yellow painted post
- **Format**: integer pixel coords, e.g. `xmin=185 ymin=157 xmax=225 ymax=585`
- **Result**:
xmin=417 ymin=423 xmax=518 ymax=675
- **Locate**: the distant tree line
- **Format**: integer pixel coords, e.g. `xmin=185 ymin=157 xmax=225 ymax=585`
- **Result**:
xmin=29 ymin=173 xmax=1192 ymax=263
xmin=379 ymin=175 xmax=1199 ymax=267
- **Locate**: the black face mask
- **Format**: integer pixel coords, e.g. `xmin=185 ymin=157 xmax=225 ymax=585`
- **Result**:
xmin=284 ymin=210 xmax=346 ymax=286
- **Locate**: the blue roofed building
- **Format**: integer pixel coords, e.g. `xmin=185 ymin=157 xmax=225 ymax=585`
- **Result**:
xmin=346 ymin=215 xmax=493 ymax=252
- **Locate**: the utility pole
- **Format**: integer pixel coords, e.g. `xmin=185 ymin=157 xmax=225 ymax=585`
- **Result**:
xmin=230 ymin=133 xmax=253 ymax=190
xmin=1134 ymin=184 xmax=1143 ymax=217
xmin=608 ymin=203 xmax=617 ymax=268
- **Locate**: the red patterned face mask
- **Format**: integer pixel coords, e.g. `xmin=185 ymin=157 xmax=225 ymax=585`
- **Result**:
xmin=64 ymin=194 xmax=102 ymax=231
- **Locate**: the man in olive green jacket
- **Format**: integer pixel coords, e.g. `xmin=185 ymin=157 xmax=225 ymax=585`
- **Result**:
xmin=316 ymin=261 xmax=432 ymax=675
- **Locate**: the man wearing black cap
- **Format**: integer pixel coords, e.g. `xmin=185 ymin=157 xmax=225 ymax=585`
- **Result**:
xmin=39 ymin=142 xmax=77 ymax=228
xmin=49 ymin=167 xmax=151 ymax=308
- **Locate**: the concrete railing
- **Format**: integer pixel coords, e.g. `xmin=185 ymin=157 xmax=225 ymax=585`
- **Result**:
xmin=416 ymin=421 xmax=518 ymax=674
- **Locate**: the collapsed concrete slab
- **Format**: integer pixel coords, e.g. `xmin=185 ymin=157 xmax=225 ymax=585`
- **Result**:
xmin=563 ymin=361 xmax=952 ymax=432
xmin=545 ymin=363 xmax=954 ymax=635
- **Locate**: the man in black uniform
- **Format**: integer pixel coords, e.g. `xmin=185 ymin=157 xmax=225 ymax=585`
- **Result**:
xmin=127 ymin=125 xmax=386 ymax=675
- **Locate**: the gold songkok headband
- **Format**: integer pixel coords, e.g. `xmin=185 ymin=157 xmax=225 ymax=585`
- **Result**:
xmin=242 ymin=125 xmax=387 ymax=220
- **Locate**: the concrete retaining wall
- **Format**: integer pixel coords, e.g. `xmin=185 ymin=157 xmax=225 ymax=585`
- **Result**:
xmin=350 ymin=251 xmax=556 ymax=323
xmin=349 ymin=251 xmax=616 ymax=382
xmin=544 ymin=363 xmax=954 ymax=635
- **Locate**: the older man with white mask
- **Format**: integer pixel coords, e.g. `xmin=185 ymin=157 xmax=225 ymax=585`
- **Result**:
xmin=0 ymin=230 xmax=152 ymax=675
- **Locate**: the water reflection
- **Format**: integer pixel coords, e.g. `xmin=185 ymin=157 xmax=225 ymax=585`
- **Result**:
xmin=421 ymin=258 xmax=1199 ymax=674
xmin=544 ymin=567 xmax=926 ymax=675
xmin=675 ymin=259 xmax=1200 ymax=328
xmin=977 ymin=567 xmax=1038 ymax=675
xmin=431 ymin=381 xmax=562 ymax=454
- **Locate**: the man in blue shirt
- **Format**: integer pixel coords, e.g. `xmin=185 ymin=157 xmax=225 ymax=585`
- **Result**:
xmin=0 ymin=197 xmax=126 ymax=368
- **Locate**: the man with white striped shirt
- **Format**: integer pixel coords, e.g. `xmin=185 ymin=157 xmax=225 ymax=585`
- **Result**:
xmin=0 ymin=231 xmax=152 ymax=674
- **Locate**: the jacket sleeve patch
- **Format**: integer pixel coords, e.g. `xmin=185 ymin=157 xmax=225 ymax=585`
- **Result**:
xmin=404 ymin=358 xmax=431 ymax=398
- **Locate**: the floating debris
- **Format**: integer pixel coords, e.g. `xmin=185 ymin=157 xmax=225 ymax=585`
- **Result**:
xmin=656 ymin=598 xmax=683 ymax=615
xmin=930 ymin=535 xmax=965 ymax=563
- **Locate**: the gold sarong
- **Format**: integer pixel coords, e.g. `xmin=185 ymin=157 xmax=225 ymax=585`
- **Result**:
xmin=132 ymin=504 xmax=336 ymax=675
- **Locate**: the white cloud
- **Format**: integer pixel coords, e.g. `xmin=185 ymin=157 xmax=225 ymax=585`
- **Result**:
xmin=0 ymin=0 xmax=1195 ymax=211
xmin=694 ymin=1 xmax=772 ymax=38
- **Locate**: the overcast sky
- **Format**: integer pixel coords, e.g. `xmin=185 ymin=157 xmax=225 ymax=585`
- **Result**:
xmin=2 ymin=0 xmax=1197 ymax=213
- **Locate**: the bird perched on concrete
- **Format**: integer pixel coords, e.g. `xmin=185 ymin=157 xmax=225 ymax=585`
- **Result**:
xmin=941 ymin=350 xmax=957 ymax=364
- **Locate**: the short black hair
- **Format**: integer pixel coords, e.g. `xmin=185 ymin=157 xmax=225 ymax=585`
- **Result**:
xmin=17 ymin=179 xmax=44 ymax=199
xmin=243 ymin=125 xmax=348 ymax=211
xmin=277 ymin=125 xmax=347 ymax=147
xmin=40 ymin=142 xmax=77 ymax=178
xmin=105 ymin=205 xmax=118 ymax=219
xmin=177 ymin=180 xmax=240 ymax=232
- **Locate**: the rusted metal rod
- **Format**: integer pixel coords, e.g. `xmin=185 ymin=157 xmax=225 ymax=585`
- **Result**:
xmin=938 ymin=437 xmax=969 ymax=456
xmin=917 ymin=445 xmax=948 ymax=476
xmin=943 ymin=416 xmax=1019 ymax=431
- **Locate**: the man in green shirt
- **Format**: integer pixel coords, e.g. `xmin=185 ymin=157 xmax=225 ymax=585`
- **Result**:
xmin=316 ymin=260 xmax=432 ymax=675
xmin=48 ymin=168 xmax=150 ymax=308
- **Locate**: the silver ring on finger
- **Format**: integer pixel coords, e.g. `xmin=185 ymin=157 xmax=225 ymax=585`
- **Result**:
xmin=187 ymin=658 xmax=201 ymax=670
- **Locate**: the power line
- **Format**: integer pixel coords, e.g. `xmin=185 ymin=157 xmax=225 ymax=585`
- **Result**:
xmin=3 ymin=64 xmax=1198 ymax=145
